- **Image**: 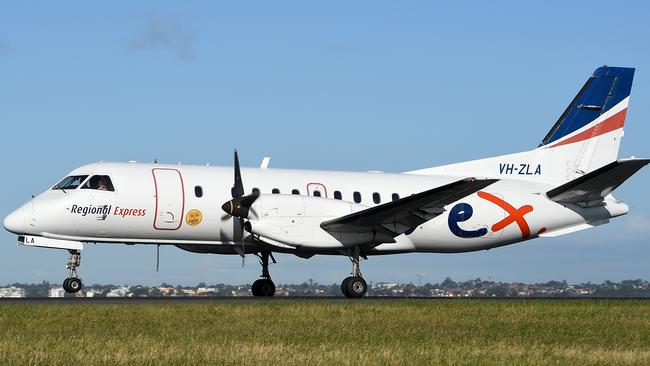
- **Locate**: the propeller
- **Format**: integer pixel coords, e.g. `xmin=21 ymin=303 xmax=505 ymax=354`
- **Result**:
xmin=221 ymin=149 xmax=259 ymax=265
xmin=221 ymin=194 xmax=258 ymax=219
xmin=221 ymin=150 xmax=259 ymax=219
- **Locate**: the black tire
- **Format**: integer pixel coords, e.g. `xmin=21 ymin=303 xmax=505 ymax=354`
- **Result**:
xmin=344 ymin=276 xmax=367 ymax=298
xmin=260 ymin=279 xmax=276 ymax=297
xmin=252 ymin=279 xmax=275 ymax=297
xmin=341 ymin=277 xmax=352 ymax=297
xmin=67 ymin=277 xmax=83 ymax=293
xmin=62 ymin=278 xmax=71 ymax=293
xmin=251 ymin=280 xmax=262 ymax=297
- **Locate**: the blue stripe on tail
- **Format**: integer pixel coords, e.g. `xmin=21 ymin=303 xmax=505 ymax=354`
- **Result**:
xmin=539 ymin=66 xmax=635 ymax=147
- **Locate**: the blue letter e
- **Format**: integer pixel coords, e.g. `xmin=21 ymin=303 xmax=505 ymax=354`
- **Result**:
xmin=448 ymin=203 xmax=488 ymax=238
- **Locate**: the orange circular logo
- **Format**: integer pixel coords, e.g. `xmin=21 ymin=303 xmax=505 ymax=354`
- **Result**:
xmin=186 ymin=209 xmax=203 ymax=226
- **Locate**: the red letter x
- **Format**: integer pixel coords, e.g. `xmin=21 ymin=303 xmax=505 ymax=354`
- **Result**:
xmin=477 ymin=191 xmax=533 ymax=239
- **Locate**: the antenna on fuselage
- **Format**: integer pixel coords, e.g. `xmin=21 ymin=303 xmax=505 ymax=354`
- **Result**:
xmin=156 ymin=244 xmax=160 ymax=272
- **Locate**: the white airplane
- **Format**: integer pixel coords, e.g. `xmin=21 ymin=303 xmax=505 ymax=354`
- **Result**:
xmin=3 ymin=66 xmax=648 ymax=298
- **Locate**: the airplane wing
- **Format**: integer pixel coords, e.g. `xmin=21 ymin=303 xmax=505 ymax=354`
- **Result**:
xmin=547 ymin=158 xmax=650 ymax=203
xmin=320 ymin=178 xmax=499 ymax=240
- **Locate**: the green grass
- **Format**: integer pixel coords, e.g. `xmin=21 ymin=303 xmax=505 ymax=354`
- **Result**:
xmin=0 ymin=300 xmax=649 ymax=365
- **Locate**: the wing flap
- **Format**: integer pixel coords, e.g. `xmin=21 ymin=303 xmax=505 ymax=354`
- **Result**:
xmin=547 ymin=158 xmax=650 ymax=203
xmin=321 ymin=178 xmax=499 ymax=238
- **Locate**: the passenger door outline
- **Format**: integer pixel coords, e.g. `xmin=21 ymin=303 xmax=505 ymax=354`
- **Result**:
xmin=306 ymin=183 xmax=328 ymax=198
xmin=152 ymin=168 xmax=185 ymax=231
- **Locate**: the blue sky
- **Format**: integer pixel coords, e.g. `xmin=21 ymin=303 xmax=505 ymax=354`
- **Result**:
xmin=1 ymin=1 xmax=649 ymax=286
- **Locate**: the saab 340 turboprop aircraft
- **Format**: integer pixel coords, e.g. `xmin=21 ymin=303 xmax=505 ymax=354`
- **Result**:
xmin=3 ymin=66 xmax=648 ymax=297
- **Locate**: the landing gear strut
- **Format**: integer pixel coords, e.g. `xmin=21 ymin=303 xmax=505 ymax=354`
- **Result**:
xmin=63 ymin=250 xmax=83 ymax=294
xmin=341 ymin=247 xmax=368 ymax=298
xmin=251 ymin=252 xmax=276 ymax=297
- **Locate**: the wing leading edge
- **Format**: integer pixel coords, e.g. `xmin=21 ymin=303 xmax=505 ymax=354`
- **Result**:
xmin=321 ymin=178 xmax=499 ymax=242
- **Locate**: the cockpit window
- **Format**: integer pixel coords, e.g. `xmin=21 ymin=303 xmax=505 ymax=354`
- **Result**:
xmin=53 ymin=175 xmax=88 ymax=190
xmin=81 ymin=175 xmax=115 ymax=192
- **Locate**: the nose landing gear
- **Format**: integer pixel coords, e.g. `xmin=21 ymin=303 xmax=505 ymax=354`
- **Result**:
xmin=251 ymin=252 xmax=276 ymax=297
xmin=63 ymin=250 xmax=83 ymax=294
xmin=341 ymin=247 xmax=368 ymax=298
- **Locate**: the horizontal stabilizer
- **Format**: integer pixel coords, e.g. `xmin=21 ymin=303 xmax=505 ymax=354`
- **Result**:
xmin=321 ymin=178 xmax=498 ymax=239
xmin=547 ymin=159 xmax=650 ymax=203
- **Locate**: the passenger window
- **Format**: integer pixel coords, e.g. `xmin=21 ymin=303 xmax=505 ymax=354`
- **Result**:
xmin=272 ymin=188 xmax=280 ymax=194
xmin=334 ymin=191 xmax=342 ymax=200
xmin=292 ymin=189 xmax=300 ymax=195
xmin=373 ymin=193 xmax=381 ymax=204
xmin=195 ymin=186 xmax=203 ymax=198
xmin=53 ymin=175 xmax=88 ymax=190
xmin=353 ymin=192 xmax=362 ymax=203
xmin=81 ymin=175 xmax=115 ymax=192
xmin=252 ymin=188 xmax=260 ymax=195
xmin=392 ymin=193 xmax=400 ymax=202
xmin=313 ymin=190 xmax=322 ymax=197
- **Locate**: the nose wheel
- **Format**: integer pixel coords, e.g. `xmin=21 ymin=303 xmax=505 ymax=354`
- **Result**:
xmin=251 ymin=252 xmax=276 ymax=297
xmin=341 ymin=247 xmax=368 ymax=298
xmin=63 ymin=250 xmax=83 ymax=294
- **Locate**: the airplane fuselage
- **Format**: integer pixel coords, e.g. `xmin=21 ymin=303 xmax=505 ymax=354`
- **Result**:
xmin=7 ymin=161 xmax=628 ymax=256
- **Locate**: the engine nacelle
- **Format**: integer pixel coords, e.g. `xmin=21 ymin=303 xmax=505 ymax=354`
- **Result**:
xmin=245 ymin=194 xmax=373 ymax=249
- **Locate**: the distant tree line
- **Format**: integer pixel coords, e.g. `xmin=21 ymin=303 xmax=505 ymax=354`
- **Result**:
xmin=4 ymin=279 xmax=650 ymax=297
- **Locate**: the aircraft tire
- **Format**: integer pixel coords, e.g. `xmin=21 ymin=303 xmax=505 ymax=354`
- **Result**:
xmin=63 ymin=278 xmax=71 ymax=293
xmin=252 ymin=279 xmax=275 ymax=297
xmin=67 ymin=277 xmax=82 ymax=293
xmin=344 ymin=276 xmax=367 ymax=298
xmin=341 ymin=277 xmax=351 ymax=297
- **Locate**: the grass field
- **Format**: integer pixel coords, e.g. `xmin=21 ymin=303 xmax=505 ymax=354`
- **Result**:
xmin=0 ymin=299 xmax=649 ymax=365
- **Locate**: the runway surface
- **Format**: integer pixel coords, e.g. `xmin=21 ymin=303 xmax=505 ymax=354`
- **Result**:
xmin=1 ymin=296 xmax=649 ymax=305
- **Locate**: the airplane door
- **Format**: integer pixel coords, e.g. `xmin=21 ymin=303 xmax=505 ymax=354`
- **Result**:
xmin=152 ymin=168 xmax=185 ymax=230
xmin=306 ymin=183 xmax=328 ymax=198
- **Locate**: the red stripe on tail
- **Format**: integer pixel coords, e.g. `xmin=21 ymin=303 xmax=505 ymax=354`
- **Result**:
xmin=549 ymin=108 xmax=627 ymax=148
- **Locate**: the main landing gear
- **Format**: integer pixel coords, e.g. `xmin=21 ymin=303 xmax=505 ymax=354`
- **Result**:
xmin=251 ymin=252 xmax=276 ymax=297
xmin=63 ymin=250 xmax=83 ymax=294
xmin=341 ymin=247 xmax=368 ymax=298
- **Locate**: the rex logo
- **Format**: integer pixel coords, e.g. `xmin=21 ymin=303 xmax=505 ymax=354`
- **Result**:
xmin=448 ymin=192 xmax=535 ymax=239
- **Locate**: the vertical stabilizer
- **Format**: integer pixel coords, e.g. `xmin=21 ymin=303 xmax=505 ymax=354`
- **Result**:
xmin=538 ymin=66 xmax=634 ymax=179
xmin=406 ymin=66 xmax=636 ymax=185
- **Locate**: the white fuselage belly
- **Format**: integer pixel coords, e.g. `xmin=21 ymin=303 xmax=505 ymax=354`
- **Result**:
xmin=19 ymin=162 xmax=627 ymax=256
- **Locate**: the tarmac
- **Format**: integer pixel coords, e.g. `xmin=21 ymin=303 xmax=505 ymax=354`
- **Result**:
xmin=1 ymin=296 xmax=649 ymax=305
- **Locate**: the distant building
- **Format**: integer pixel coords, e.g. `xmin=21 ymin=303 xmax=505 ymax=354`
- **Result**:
xmin=106 ymin=287 xmax=129 ymax=297
xmin=195 ymin=287 xmax=218 ymax=296
xmin=157 ymin=287 xmax=174 ymax=296
xmin=49 ymin=287 xmax=65 ymax=298
xmin=0 ymin=286 xmax=26 ymax=298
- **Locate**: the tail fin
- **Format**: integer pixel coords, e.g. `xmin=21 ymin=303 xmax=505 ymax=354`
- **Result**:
xmin=538 ymin=66 xmax=635 ymax=178
xmin=406 ymin=66 xmax=637 ymax=185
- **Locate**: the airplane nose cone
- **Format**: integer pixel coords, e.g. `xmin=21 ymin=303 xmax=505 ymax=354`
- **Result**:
xmin=3 ymin=206 xmax=26 ymax=234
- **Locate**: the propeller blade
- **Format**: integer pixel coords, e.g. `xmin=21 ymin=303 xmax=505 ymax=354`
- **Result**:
xmin=232 ymin=149 xmax=245 ymax=199
xmin=156 ymin=244 xmax=160 ymax=272
xmin=224 ymin=149 xmax=251 ymax=267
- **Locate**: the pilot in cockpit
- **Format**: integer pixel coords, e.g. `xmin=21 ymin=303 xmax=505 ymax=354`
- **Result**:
xmin=97 ymin=177 xmax=108 ymax=191
xmin=88 ymin=176 xmax=109 ymax=191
